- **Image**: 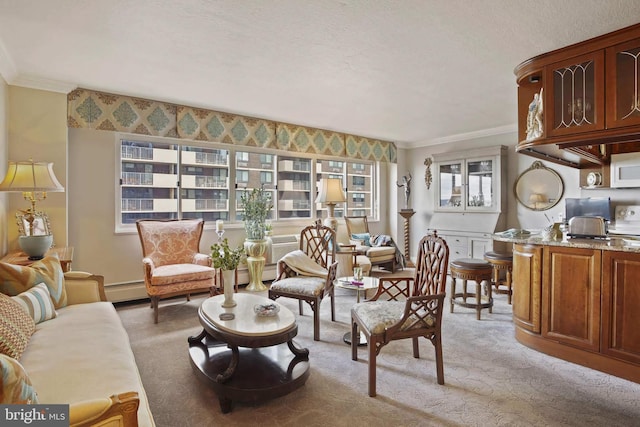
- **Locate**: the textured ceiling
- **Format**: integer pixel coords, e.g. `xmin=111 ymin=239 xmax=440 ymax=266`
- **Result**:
xmin=1 ymin=1 xmax=639 ymax=148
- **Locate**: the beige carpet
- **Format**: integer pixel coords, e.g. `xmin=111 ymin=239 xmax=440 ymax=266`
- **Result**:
xmin=116 ymin=279 xmax=640 ymax=427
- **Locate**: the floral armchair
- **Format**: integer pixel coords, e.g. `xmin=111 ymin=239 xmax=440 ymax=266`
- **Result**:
xmin=136 ymin=219 xmax=216 ymax=323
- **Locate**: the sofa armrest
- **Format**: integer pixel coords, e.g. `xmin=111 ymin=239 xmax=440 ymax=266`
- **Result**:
xmin=64 ymin=272 xmax=107 ymax=304
xmin=69 ymin=392 xmax=139 ymax=427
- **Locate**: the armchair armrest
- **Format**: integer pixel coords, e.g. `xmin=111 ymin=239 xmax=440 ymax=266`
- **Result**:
xmin=193 ymin=253 xmax=212 ymax=267
xmin=69 ymin=392 xmax=139 ymax=427
xmin=64 ymin=272 xmax=107 ymax=304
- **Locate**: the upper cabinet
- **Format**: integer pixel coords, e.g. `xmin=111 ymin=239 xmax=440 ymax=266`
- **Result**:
xmin=433 ymin=146 xmax=507 ymax=213
xmin=515 ymin=24 xmax=640 ymax=169
xmin=606 ymin=37 xmax=640 ymax=129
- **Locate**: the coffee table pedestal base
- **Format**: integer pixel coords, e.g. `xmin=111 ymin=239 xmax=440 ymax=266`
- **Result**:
xmin=189 ymin=332 xmax=309 ymax=413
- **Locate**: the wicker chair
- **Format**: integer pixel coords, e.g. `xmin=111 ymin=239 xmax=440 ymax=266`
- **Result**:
xmin=351 ymin=231 xmax=449 ymax=396
xmin=136 ymin=219 xmax=216 ymax=323
xmin=269 ymin=223 xmax=338 ymax=341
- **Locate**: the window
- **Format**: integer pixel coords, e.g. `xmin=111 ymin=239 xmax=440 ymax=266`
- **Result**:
xmin=260 ymin=171 xmax=273 ymax=184
xmin=119 ymin=139 xmax=230 ymax=226
xmin=236 ymin=170 xmax=249 ymax=183
xmin=118 ymin=137 xmax=378 ymax=230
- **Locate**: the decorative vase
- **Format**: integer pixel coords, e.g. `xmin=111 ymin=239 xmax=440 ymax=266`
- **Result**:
xmin=19 ymin=234 xmax=53 ymax=260
xmin=221 ymin=269 xmax=236 ymax=308
xmin=244 ymin=239 xmax=267 ymax=292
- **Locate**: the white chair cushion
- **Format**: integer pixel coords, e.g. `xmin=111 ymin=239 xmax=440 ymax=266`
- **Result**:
xmin=270 ymin=276 xmax=326 ymax=297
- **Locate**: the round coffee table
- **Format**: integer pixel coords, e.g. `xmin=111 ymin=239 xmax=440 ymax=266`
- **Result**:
xmin=334 ymin=276 xmax=379 ymax=345
xmin=188 ymin=293 xmax=309 ymax=413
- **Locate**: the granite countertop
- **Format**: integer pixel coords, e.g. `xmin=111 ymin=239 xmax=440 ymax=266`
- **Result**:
xmin=492 ymin=230 xmax=640 ymax=253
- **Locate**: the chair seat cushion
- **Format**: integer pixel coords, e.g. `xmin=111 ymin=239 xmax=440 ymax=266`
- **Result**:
xmin=352 ymin=301 xmax=435 ymax=335
xmin=270 ymin=276 xmax=326 ymax=297
xmin=150 ymin=264 xmax=215 ymax=286
xmin=366 ymin=246 xmax=396 ymax=258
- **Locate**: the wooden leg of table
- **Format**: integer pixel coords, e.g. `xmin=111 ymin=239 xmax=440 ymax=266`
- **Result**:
xmin=287 ymin=340 xmax=309 ymax=359
xmin=215 ymin=345 xmax=239 ymax=383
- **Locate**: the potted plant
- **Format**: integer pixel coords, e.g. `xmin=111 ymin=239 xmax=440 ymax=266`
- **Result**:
xmin=239 ymin=186 xmax=273 ymax=291
xmin=210 ymin=238 xmax=245 ymax=307
xmin=239 ymin=186 xmax=273 ymax=240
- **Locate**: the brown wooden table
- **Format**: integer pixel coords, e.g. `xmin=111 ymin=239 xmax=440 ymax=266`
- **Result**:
xmin=188 ymin=294 xmax=309 ymax=413
xmin=1 ymin=246 xmax=74 ymax=272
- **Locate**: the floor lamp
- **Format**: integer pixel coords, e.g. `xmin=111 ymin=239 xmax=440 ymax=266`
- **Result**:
xmin=315 ymin=177 xmax=346 ymax=231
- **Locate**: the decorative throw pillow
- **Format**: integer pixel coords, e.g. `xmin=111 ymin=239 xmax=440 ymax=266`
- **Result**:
xmin=0 ymin=293 xmax=35 ymax=360
xmin=351 ymin=232 xmax=371 ymax=247
xmin=11 ymin=283 xmax=57 ymax=324
xmin=0 ymin=353 xmax=38 ymax=404
xmin=0 ymin=254 xmax=67 ymax=309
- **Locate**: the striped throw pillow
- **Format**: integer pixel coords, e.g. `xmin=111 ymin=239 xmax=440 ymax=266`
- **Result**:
xmin=11 ymin=283 xmax=57 ymax=324
xmin=0 ymin=293 xmax=35 ymax=360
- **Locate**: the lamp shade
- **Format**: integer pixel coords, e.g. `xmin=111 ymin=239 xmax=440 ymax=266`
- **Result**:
xmin=315 ymin=178 xmax=346 ymax=204
xmin=0 ymin=161 xmax=64 ymax=192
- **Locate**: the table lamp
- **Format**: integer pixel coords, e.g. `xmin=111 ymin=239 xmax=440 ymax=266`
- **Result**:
xmin=0 ymin=160 xmax=64 ymax=259
xmin=315 ymin=177 xmax=346 ymax=231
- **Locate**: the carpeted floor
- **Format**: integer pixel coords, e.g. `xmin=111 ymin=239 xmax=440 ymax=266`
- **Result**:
xmin=116 ymin=278 xmax=640 ymax=427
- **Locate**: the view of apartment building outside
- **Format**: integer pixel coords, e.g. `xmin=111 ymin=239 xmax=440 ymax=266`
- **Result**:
xmin=119 ymin=139 xmax=375 ymax=228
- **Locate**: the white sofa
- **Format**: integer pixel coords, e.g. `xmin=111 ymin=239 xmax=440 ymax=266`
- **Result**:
xmin=19 ymin=271 xmax=154 ymax=427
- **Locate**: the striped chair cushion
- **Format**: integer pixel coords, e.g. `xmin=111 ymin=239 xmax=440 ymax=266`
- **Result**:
xmin=0 ymin=293 xmax=36 ymax=360
xmin=11 ymin=283 xmax=57 ymax=324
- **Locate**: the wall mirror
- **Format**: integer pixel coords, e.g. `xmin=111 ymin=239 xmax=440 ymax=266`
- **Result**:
xmin=514 ymin=161 xmax=564 ymax=211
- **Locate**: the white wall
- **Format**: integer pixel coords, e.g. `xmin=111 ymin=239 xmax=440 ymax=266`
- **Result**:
xmin=7 ymin=87 xmax=67 ymax=249
xmin=68 ymin=128 xmax=396 ymax=289
xmin=0 ymin=77 xmax=7 ymax=254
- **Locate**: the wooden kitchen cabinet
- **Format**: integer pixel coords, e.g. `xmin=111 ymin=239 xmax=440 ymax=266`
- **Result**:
xmin=601 ymin=251 xmax=640 ymax=365
xmin=542 ymin=246 xmax=601 ymax=352
xmin=544 ymin=51 xmax=605 ymax=138
xmin=512 ymin=243 xmax=542 ymax=333
xmin=515 ymin=23 xmax=640 ymax=168
xmin=605 ymin=37 xmax=640 ymax=129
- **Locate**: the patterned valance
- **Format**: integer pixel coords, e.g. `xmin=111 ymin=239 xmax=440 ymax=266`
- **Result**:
xmin=68 ymin=88 xmax=397 ymax=163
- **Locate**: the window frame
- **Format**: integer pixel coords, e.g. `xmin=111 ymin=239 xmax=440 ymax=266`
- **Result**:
xmin=115 ymin=133 xmax=379 ymax=233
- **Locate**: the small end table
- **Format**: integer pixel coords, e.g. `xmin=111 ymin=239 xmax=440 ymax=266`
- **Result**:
xmin=1 ymin=246 xmax=74 ymax=272
xmin=335 ymin=276 xmax=379 ymax=346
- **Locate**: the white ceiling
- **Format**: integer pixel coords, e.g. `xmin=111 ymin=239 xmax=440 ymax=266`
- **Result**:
xmin=1 ymin=1 xmax=639 ymax=148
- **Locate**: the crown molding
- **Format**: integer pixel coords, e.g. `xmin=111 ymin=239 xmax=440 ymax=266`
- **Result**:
xmin=10 ymin=73 xmax=77 ymax=93
xmin=402 ymin=124 xmax=518 ymax=150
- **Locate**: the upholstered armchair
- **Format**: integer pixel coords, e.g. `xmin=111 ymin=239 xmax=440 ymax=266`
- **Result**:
xmin=269 ymin=223 xmax=338 ymax=341
xmin=136 ymin=219 xmax=216 ymax=323
xmin=344 ymin=216 xmax=398 ymax=272
xmin=351 ymin=232 xmax=449 ymax=396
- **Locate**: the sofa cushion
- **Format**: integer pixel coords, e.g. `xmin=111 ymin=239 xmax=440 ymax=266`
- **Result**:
xmin=0 ymin=293 xmax=36 ymax=360
xmin=0 ymin=255 xmax=67 ymax=309
xmin=0 ymin=353 xmax=38 ymax=404
xmin=20 ymin=302 xmax=153 ymax=427
xmin=11 ymin=283 xmax=57 ymax=324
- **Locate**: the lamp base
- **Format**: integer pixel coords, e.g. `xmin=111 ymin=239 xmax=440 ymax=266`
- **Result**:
xmin=18 ymin=235 xmax=53 ymax=260
xmin=323 ymin=217 xmax=338 ymax=231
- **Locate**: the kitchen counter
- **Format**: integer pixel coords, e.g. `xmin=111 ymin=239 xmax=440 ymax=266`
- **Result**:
xmin=495 ymin=231 xmax=640 ymax=384
xmin=492 ymin=231 xmax=640 ymax=253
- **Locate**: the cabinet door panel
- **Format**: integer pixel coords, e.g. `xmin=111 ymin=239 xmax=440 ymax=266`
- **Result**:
xmin=542 ymin=246 xmax=601 ymax=351
xmin=545 ymin=51 xmax=605 ymax=137
xmin=606 ymin=37 xmax=640 ymax=129
xmin=602 ymin=251 xmax=640 ymax=364
xmin=512 ymin=244 xmax=542 ymax=333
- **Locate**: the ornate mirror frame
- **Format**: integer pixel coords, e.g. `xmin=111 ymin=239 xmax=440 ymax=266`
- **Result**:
xmin=514 ymin=161 xmax=564 ymax=211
